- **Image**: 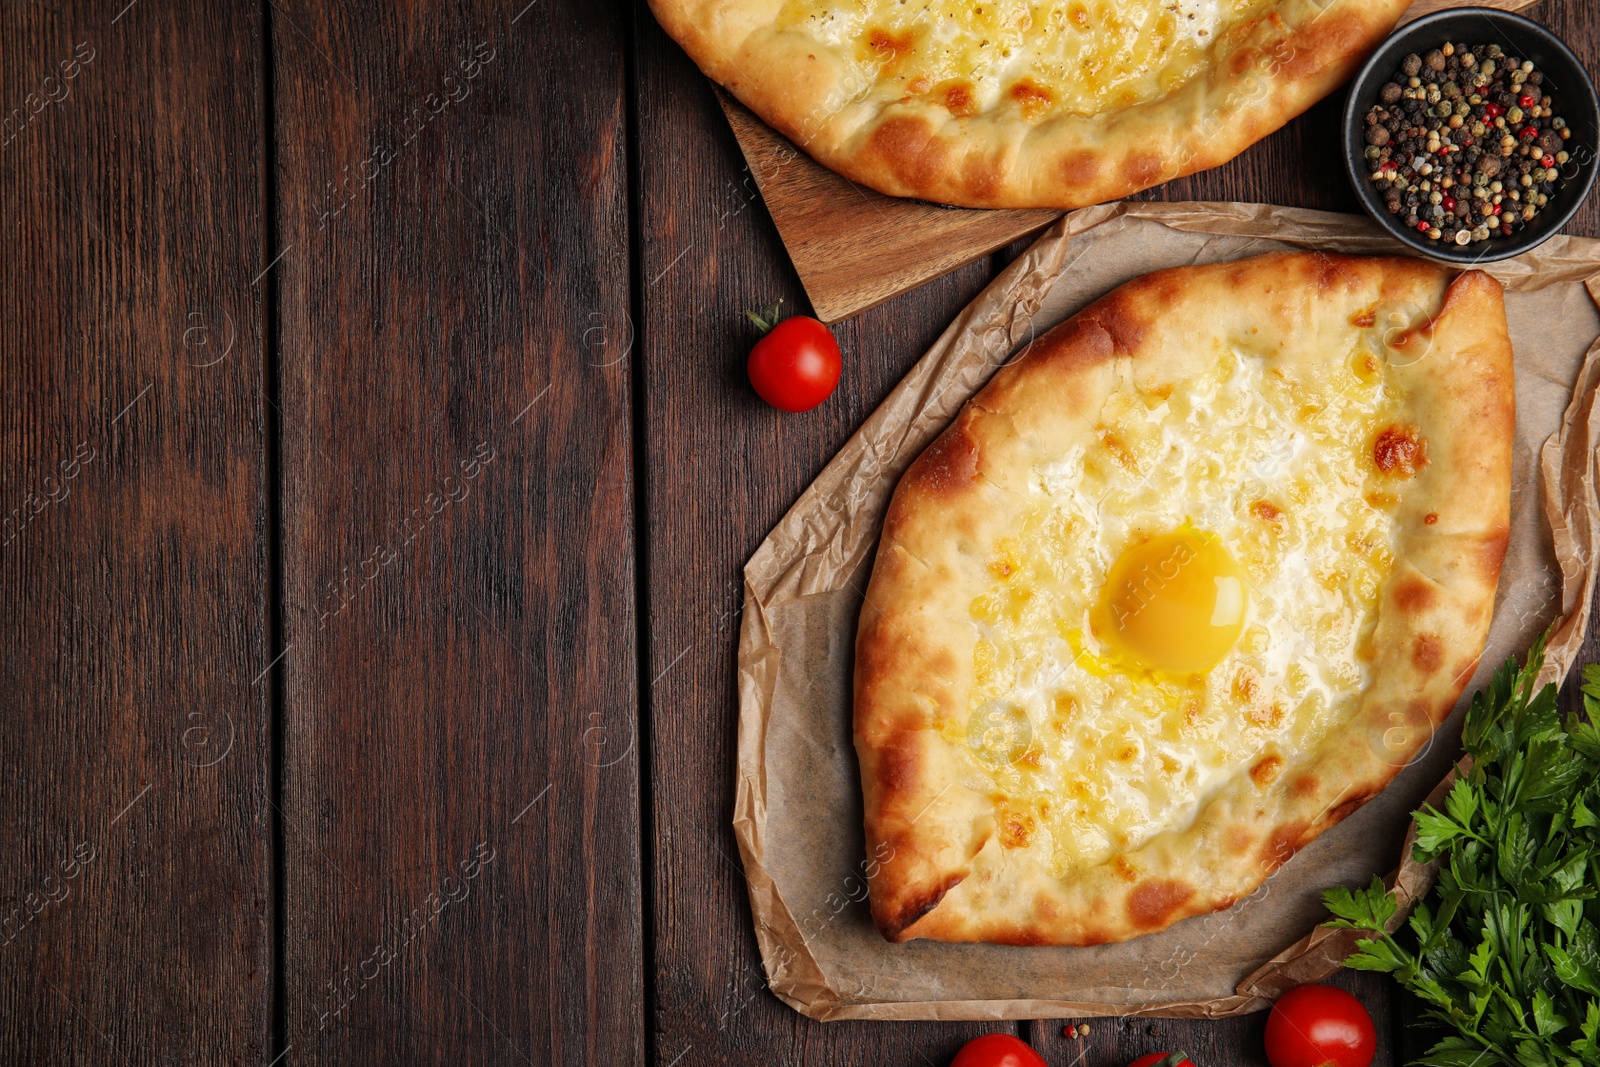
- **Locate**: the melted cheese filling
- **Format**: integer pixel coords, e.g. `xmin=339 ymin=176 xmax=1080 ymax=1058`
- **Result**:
xmin=777 ymin=0 xmax=1272 ymax=118
xmin=956 ymin=341 xmax=1405 ymax=877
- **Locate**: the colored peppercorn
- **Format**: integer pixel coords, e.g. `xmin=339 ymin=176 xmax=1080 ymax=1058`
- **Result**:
xmin=1362 ymin=43 xmax=1574 ymax=247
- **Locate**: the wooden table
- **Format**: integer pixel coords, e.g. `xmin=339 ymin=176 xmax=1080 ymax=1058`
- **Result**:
xmin=2 ymin=1 xmax=1596 ymax=1063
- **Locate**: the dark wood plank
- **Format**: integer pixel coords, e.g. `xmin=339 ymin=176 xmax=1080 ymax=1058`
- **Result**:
xmin=636 ymin=10 xmax=1014 ymax=1064
xmin=272 ymin=2 xmax=642 ymax=1062
xmin=0 ymin=0 xmax=272 ymax=1061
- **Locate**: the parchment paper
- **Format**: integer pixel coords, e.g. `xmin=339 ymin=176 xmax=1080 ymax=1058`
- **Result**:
xmin=734 ymin=202 xmax=1600 ymax=1021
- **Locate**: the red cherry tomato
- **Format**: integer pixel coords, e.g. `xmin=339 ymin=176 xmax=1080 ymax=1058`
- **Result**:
xmin=1129 ymin=1054 xmax=1197 ymax=1067
xmin=745 ymin=312 xmax=841 ymax=412
xmin=1264 ymin=985 xmax=1376 ymax=1067
xmin=949 ymin=1034 xmax=1047 ymax=1067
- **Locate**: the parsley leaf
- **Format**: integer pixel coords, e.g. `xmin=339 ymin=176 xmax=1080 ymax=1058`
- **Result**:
xmin=1323 ymin=635 xmax=1600 ymax=1066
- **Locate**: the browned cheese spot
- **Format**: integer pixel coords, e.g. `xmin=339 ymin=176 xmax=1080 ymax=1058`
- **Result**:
xmin=865 ymin=27 xmax=915 ymax=68
xmin=1373 ymin=424 xmax=1428 ymax=477
xmin=1099 ymin=430 xmax=1137 ymax=472
xmin=1008 ymin=80 xmax=1053 ymax=120
xmin=1250 ymin=499 xmax=1283 ymax=526
xmin=1112 ymin=855 xmax=1139 ymax=883
xmin=1250 ymin=755 xmax=1284 ymax=789
xmin=1424 ymin=512 xmax=1438 ymax=525
xmin=999 ymin=807 xmax=1036 ymax=849
xmin=1234 ymin=666 xmax=1260 ymax=704
xmin=1236 ymin=668 xmax=1284 ymax=728
xmin=1351 ymin=308 xmax=1376 ymax=328
xmin=942 ymin=82 xmax=977 ymax=117
xmin=1052 ymin=692 xmax=1079 ymax=729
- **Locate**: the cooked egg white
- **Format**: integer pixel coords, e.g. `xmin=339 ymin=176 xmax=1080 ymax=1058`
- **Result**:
xmin=956 ymin=341 xmax=1403 ymax=877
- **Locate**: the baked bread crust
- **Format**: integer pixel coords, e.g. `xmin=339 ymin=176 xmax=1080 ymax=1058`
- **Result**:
xmin=854 ymin=253 xmax=1513 ymax=945
xmin=648 ymin=0 xmax=1411 ymax=209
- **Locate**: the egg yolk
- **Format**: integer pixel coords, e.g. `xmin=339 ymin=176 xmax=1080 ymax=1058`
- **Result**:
xmin=1094 ymin=527 xmax=1248 ymax=675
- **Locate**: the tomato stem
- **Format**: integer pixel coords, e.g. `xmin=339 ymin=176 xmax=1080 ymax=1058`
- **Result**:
xmin=744 ymin=299 xmax=784 ymax=334
xmin=1152 ymin=1054 xmax=1189 ymax=1067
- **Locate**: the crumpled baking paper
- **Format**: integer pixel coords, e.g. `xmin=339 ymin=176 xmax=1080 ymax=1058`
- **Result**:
xmin=734 ymin=201 xmax=1600 ymax=1020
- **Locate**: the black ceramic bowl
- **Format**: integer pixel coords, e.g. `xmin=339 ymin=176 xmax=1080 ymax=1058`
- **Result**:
xmin=1343 ymin=8 xmax=1599 ymax=264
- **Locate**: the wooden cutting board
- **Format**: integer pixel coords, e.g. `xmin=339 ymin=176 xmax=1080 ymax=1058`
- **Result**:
xmin=718 ymin=0 xmax=1538 ymax=323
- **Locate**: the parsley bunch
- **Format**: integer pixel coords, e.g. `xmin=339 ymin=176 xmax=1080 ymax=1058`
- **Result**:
xmin=1322 ymin=636 xmax=1600 ymax=1067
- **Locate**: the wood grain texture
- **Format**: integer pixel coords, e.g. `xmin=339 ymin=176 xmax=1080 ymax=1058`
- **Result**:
xmin=0 ymin=0 xmax=1592 ymax=1062
xmin=0 ymin=0 xmax=272 ymax=1062
xmin=636 ymin=12 xmax=1008 ymax=1065
xmin=717 ymin=91 xmax=1059 ymax=323
xmin=722 ymin=0 xmax=1542 ymax=322
xmin=272 ymin=1 xmax=641 ymax=1063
